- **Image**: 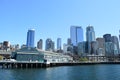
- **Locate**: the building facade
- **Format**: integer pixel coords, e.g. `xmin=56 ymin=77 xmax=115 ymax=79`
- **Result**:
xmin=78 ymin=41 xmax=87 ymax=56
xmin=91 ymin=41 xmax=98 ymax=55
xmin=67 ymin=38 xmax=71 ymax=45
xmin=70 ymin=26 xmax=84 ymax=46
xmin=103 ymin=34 xmax=111 ymax=42
xmin=63 ymin=44 xmax=73 ymax=54
xmin=96 ymin=38 xmax=105 ymax=55
xmin=37 ymin=39 xmax=43 ymax=49
xmin=57 ymin=38 xmax=62 ymax=50
xmin=105 ymin=42 xmax=114 ymax=56
xmin=86 ymin=26 xmax=96 ymax=54
xmin=119 ymin=30 xmax=120 ymax=41
xmin=86 ymin=26 xmax=95 ymax=42
xmin=26 ymin=29 xmax=35 ymax=47
xmin=111 ymin=36 xmax=119 ymax=54
xmin=11 ymin=47 xmax=73 ymax=63
xmin=45 ymin=38 xmax=55 ymax=51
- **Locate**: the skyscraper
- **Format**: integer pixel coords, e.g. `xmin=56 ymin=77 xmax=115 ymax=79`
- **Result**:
xmin=86 ymin=26 xmax=96 ymax=54
xmin=57 ymin=38 xmax=61 ymax=50
xmin=45 ymin=38 xmax=55 ymax=51
xmin=111 ymin=36 xmax=119 ymax=54
xmin=67 ymin=38 xmax=71 ymax=45
xmin=37 ymin=39 xmax=43 ymax=49
xmin=103 ymin=34 xmax=111 ymax=42
xmin=70 ymin=26 xmax=83 ymax=46
xmin=86 ymin=26 xmax=95 ymax=42
xmin=119 ymin=30 xmax=120 ymax=42
xmin=26 ymin=29 xmax=35 ymax=48
xmin=96 ymin=38 xmax=105 ymax=55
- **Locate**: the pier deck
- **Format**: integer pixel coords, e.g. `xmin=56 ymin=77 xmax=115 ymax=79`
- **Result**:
xmin=0 ymin=61 xmax=120 ymax=69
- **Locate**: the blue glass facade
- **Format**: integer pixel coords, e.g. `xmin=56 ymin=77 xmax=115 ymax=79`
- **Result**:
xmin=57 ymin=38 xmax=61 ymax=50
xmin=86 ymin=26 xmax=95 ymax=54
xmin=26 ymin=29 xmax=35 ymax=47
xmin=70 ymin=26 xmax=83 ymax=46
xmin=86 ymin=26 xmax=95 ymax=42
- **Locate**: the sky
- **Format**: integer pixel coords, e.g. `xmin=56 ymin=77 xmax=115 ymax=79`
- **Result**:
xmin=0 ymin=0 xmax=120 ymax=48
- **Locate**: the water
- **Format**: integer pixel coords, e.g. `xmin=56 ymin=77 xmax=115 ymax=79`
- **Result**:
xmin=0 ymin=64 xmax=120 ymax=80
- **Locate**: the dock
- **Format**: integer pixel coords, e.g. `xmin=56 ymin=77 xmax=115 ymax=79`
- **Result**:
xmin=0 ymin=61 xmax=120 ymax=69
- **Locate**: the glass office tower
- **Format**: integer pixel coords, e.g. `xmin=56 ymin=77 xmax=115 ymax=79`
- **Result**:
xmin=26 ymin=29 xmax=35 ymax=47
xmin=86 ymin=26 xmax=95 ymax=42
xmin=86 ymin=26 xmax=96 ymax=54
xmin=70 ymin=26 xmax=84 ymax=46
xmin=57 ymin=38 xmax=62 ymax=50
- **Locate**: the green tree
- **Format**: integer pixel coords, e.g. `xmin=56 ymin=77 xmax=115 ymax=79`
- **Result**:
xmin=79 ymin=57 xmax=88 ymax=62
xmin=0 ymin=56 xmax=3 ymax=60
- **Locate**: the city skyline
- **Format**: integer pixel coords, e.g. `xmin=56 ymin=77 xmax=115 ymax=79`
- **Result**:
xmin=0 ymin=0 xmax=120 ymax=47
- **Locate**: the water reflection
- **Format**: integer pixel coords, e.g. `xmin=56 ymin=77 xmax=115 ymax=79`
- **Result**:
xmin=0 ymin=65 xmax=120 ymax=80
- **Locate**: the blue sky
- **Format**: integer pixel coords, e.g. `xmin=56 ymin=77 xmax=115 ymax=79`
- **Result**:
xmin=0 ymin=0 xmax=120 ymax=48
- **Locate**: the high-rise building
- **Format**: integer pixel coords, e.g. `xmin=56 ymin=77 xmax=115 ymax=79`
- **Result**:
xmin=45 ymin=38 xmax=54 ymax=51
xmin=26 ymin=29 xmax=35 ymax=47
xmin=119 ymin=30 xmax=120 ymax=40
xmin=37 ymin=39 xmax=43 ymax=49
xmin=111 ymin=36 xmax=119 ymax=54
xmin=103 ymin=34 xmax=111 ymax=42
xmin=86 ymin=26 xmax=95 ymax=42
xmin=86 ymin=26 xmax=96 ymax=54
xmin=57 ymin=38 xmax=62 ymax=50
xmin=96 ymin=38 xmax=105 ymax=55
xmin=78 ymin=41 xmax=87 ymax=56
xmin=91 ymin=41 xmax=98 ymax=55
xmin=70 ymin=26 xmax=84 ymax=46
xmin=105 ymin=42 xmax=113 ymax=56
xmin=67 ymin=38 xmax=71 ymax=45
xmin=63 ymin=43 xmax=73 ymax=54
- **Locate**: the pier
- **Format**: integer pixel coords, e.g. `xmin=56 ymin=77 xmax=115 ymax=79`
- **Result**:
xmin=1 ymin=61 xmax=120 ymax=69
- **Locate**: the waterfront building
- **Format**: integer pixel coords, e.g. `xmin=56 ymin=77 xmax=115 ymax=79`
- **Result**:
xmin=96 ymin=38 xmax=105 ymax=55
xmin=37 ymin=39 xmax=43 ymax=50
xmin=70 ymin=26 xmax=84 ymax=46
xmin=111 ymin=36 xmax=119 ymax=54
xmin=57 ymin=38 xmax=62 ymax=50
xmin=45 ymin=38 xmax=55 ymax=51
xmin=67 ymin=38 xmax=71 ymax=45
xmin=86 ymin=26 xmax=96 ymax=54
xmin=103 ymin=34 xmax=111 ymax=42
xmin=26 ymin=29 xmax=35 ymax=48
xmin=11 ymin=47 xmax=73 ymax=63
